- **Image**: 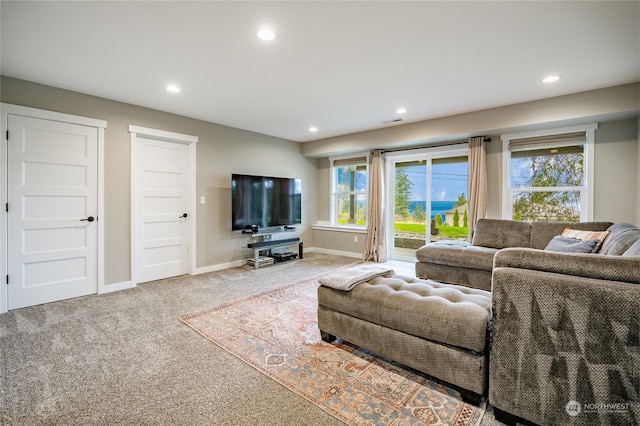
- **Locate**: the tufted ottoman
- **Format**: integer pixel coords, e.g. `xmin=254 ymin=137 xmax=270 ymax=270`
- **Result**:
xmin=317 ymin=273 xmax=491 ymax=401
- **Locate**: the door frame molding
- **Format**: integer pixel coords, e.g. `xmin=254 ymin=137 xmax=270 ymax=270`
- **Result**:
xmin=0 ymin=103 xmax=106 ymax=314
xmin=129 ymin=125 xmax=198 ymax=287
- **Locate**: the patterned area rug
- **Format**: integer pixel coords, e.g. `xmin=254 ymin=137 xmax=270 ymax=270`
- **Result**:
xmin=179 ymin=273 xmax=485 ymax=426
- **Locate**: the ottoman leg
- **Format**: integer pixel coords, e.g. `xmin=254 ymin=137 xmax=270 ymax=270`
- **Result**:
xmin=492 ymin=407 xmax=533 ymax=426
xmin=320 ymin=331 xmax=336 ymax=342
xmin=459 ymin=389 xmax=484 ymax=405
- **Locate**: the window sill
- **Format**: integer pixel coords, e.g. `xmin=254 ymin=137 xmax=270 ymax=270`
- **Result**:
xmin=312 ymin=223 xmax=367 ymax=234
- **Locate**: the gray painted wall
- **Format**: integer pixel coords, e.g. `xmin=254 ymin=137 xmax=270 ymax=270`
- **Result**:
xmin=1 ymin=76 xmax=319 ymax=286
xmin=593 ymin=119 xmax=638 ymax=223
xmin=302 ymin=83 xmax=639 ymax=158
xmin=314 ymin=119 xmax=638 ymax=255
xmin=2 ymin=76 xmax=638 ymax=272
xmin=311 ymin=120 xmax=638 ymax=256
xmin=314 ymin=120 xmax=638 ymax=224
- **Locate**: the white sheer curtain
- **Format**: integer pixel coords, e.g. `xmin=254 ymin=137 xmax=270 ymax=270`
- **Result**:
xmin=362 ymin=149 xmax=387 ymax=262
xmin=468 ymin=137 xmax=488 ymax=240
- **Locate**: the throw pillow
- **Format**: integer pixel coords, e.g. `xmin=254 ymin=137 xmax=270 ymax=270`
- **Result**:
xmin=544 ymin=235 xmax=600 ymax=253
xmin=600 ymin=225 xmax=640 ymax=255
xmin=622 ymin=238 xmax=640 ymax=257
xmin=561 ymin=228 xmax=610 ymax=252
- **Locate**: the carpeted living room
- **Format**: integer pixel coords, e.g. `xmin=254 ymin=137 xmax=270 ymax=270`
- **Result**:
xmin=2 ymin=253 xmax=502 ymax=425
xmin=1 ymin=2 xmax=639 ymax=426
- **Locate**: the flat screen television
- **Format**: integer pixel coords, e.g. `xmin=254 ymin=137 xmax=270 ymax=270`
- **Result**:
xmin=231 ymin=173 xmax=302 ymax=231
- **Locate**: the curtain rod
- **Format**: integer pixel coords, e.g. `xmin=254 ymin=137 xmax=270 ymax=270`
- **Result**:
xmin=379 ymin=137 xmax=491 ymax=153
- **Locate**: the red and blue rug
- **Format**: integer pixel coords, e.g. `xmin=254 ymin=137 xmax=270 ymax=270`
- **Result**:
xmin=179 ymin=273 xmax=485 ymax=426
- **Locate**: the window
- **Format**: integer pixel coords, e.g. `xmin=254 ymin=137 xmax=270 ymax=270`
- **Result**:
xmin=502 ymin=124 xmax=596 ymax=222
xmin=330 ymin=155 xmax=368 ymax=226
xmin=386 ymin=145 xmax=468 ymax=260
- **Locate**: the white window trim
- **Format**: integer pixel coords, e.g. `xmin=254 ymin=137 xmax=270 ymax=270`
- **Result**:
xmin=501 ymin=123 xmax=597 ymax=221
xmin=329 ymin=152 xmax=370 ymax=227
xmin=385 ymin=144 xmax=469 ymax=259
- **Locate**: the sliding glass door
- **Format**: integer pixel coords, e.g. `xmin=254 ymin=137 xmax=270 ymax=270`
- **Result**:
xmin=387 ymin=147 xmax=469 ymax=260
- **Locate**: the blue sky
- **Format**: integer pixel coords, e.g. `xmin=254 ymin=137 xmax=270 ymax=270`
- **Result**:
xmin=401 ymin=162 xmax=468 ymax=202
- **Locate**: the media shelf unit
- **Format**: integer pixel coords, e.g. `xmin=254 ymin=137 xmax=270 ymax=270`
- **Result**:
xmin=244 ymin=228 xmax=303 ymax=270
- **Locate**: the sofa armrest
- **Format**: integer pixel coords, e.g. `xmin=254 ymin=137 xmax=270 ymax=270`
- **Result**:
xmin=489 ymin=254 xmax=640 ymax=425
xmin=494 ymin=247 xmax=640 ymax=284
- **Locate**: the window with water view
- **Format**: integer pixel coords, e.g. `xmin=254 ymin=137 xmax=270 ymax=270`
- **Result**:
xmin=393 ymin=155 xmax=469 ymax=258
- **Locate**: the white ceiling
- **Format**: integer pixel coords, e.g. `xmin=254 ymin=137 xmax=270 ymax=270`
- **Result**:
xmin=1 ymin=1 xmax=639 ymax=142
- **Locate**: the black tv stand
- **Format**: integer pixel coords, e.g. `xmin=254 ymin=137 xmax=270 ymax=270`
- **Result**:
xmin=245 ymin=230 xmax=303 ymax=269
xmin=247 ymin=237 xmax=300 ymax=249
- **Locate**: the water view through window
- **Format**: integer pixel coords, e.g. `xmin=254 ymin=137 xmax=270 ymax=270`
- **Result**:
xmin=393 ymin=156 xmax=469 ymax=258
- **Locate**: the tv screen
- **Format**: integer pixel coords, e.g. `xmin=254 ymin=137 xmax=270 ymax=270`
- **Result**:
xmin=231 ymin=174 xmax=302 ymax=231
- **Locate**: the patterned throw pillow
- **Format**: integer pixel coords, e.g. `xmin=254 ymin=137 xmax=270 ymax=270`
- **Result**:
xmin=561 ymin=228 xmax=610 ymax=253
xmin=544 ymin=236 xmax=600 ymax=253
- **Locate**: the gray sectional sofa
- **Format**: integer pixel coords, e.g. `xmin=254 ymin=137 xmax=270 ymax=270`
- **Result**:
xmin=416 ymin=219 xmax=640 ymax=425
xmin=317 ymin=219 xmax=640 ymax=425
xmin=415 ymin=219 xmax=615 ymax=291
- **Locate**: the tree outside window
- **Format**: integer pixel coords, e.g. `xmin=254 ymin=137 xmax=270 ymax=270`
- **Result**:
xmin=510 ymin=145 xmax=584 ymax=222
xmin=332 ymin=159 xmax=368 ymax=226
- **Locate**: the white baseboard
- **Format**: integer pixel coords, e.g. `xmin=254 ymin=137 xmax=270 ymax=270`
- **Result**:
xmin=193 ymin=259 xmax=246 ymax=275
xmin=99 ymin=281 xmax=135 ymax=294
xmin=305 ymin=247 xmax=362 ymax=259
xmin=100 ymin=249 xmax=361 ymax=293
xmin=192 ymin=248 xmax=362 ymax=275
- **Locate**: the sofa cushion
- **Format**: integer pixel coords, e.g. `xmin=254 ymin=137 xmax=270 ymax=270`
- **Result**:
xmin=416 ymin=240 xmax=498 ymax=271
xmin=544 ymin=235 xmax=599 ymax=253
xmin=600 ymin=223 xmax=640 ymax=255
xmin=472 ymin=219 xmax=531 ymax=249
xmin=529 ymin=221 xmax=613 ymax=250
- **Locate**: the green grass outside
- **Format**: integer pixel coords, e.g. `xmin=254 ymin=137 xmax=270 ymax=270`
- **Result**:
xmin=337 ymin=220 xmax=468 ymax=239
xmin=337 ymin=219 xmax=366 ymax=225
xmin=394 ymin=222 xmax=468 ymax=238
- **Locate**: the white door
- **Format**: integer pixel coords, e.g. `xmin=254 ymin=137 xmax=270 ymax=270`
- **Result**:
xmin=7 ymin=115 xmax=98 ymax=309
xmin=135 ymin=137 xmax=189 ymax=283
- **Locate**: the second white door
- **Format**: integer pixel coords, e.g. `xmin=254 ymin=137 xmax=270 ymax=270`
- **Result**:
xmin=135 ymin=137 xmax=189 ymax=283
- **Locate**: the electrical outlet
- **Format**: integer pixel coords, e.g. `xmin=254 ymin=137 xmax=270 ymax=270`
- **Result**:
xmin=354 ymin=236 xmax=358 ymax=243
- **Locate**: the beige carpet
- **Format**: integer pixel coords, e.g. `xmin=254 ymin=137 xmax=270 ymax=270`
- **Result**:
xmin=1 ymin=253 xmax=508 ymax=425
xmin=180 ymin=271 xmax=485 ymax=425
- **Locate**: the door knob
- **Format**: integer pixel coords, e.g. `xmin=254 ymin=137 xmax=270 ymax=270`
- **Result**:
xmin=180 ymin=213 xmax=188 ymax=218
xmin=81 ymin=216 xmax=95 ymax=222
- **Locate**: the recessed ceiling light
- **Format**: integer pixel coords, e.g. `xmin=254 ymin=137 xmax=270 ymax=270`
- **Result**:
xmin=395 ymin=108 xmax=407 ymax=114
xmin=309 ymin=126 xmax=318 ymax=133
xmin=542 ymin=75 xmax=562 ymax=84
xmin=257 ymin=29 xmax=276 ymax=41
xmin=166 ymin=84 xmax=181 ymax=93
